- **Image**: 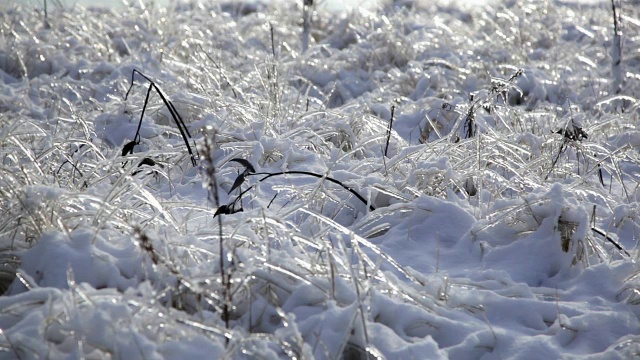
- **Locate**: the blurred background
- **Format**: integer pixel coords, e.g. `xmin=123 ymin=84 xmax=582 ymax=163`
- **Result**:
xmin=3 ymin=0 xmax=502 ymax=12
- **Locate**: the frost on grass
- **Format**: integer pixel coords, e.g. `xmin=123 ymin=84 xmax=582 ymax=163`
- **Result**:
xmin=1 ymin=0 xmax=640 ymax=358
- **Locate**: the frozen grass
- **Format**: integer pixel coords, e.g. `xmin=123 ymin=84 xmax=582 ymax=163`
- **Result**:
xmin=1 ymin=0 xmax=640 ymax=358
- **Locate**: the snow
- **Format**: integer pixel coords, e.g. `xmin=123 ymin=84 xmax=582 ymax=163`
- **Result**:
xmin=1 ymin=0 xmax=640 ymax=358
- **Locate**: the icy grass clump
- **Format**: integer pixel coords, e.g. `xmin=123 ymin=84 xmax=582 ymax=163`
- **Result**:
xmin=1 ymin=0 xmax=640 ymax=358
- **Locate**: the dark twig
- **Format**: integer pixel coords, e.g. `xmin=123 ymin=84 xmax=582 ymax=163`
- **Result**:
xmin=224 ymin=171 xmax=375 ymax=212
xmin=464 ymin=108 xmax=476 ymax=139
xmin=254 ymin=171 xmax=373 ymax=211
xmin=267 ymin=192 xmax=279 ymax=208
xmin=270 ymin=22 xmax=276 ymax=58
xmin=125 ymin=69 xmax=196 ymax=166
xmin=591 ymin=227 xmax=630 ymax=257
xmin=216 ymin=159 xmax=375 ymax=219
xmin=201 ymin=130 xmax=231 ymax=343
xmin=384 ymin=105 xmax=395 ymax=157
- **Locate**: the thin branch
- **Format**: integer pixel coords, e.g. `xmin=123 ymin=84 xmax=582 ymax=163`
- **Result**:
xmin=591 ymin=227 xmax=630 ymax=257
xmin=384 ymin=105 xmax=395 ymax=157
xmin=125 ymin=69 xmax=196 ymax=166
xmin=251 ymin=171 xmax=375 ymax=211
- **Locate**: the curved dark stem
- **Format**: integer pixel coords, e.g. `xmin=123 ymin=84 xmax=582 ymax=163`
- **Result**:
xmin=243 ymin=171 xmax=375 ymax=211
xmin=150 ymin=82 xmax=196 ymax=165
xmin=166 ymin=96 xmax=192 ymax=137
xmin=267 ymin=192 xmax=278 ymax=208
xmin=133 ymin=82 xmax=154 ymax=144
xmin=57 ymin=144 xmax=86 ymax=175
xmin=126 ymin=69 xmax=196 ymax=166
xmin=125 ymin=69 xmax=154 ymax=100
xmin=228 ymin=183 xmax=256 ymax=211
xmin=384 ymin=105 xmax=395 ymax=157
xmin=591 ymin=227 xmax=630 ymax=257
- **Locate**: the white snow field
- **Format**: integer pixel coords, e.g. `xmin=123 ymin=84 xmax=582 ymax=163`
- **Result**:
xmin=1 ymin=0 xmax=640 ymax=358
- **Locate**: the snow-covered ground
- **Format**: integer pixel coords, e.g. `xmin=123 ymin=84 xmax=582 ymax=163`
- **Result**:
xmin=1 ymin=0 xmax=639 ymax=358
